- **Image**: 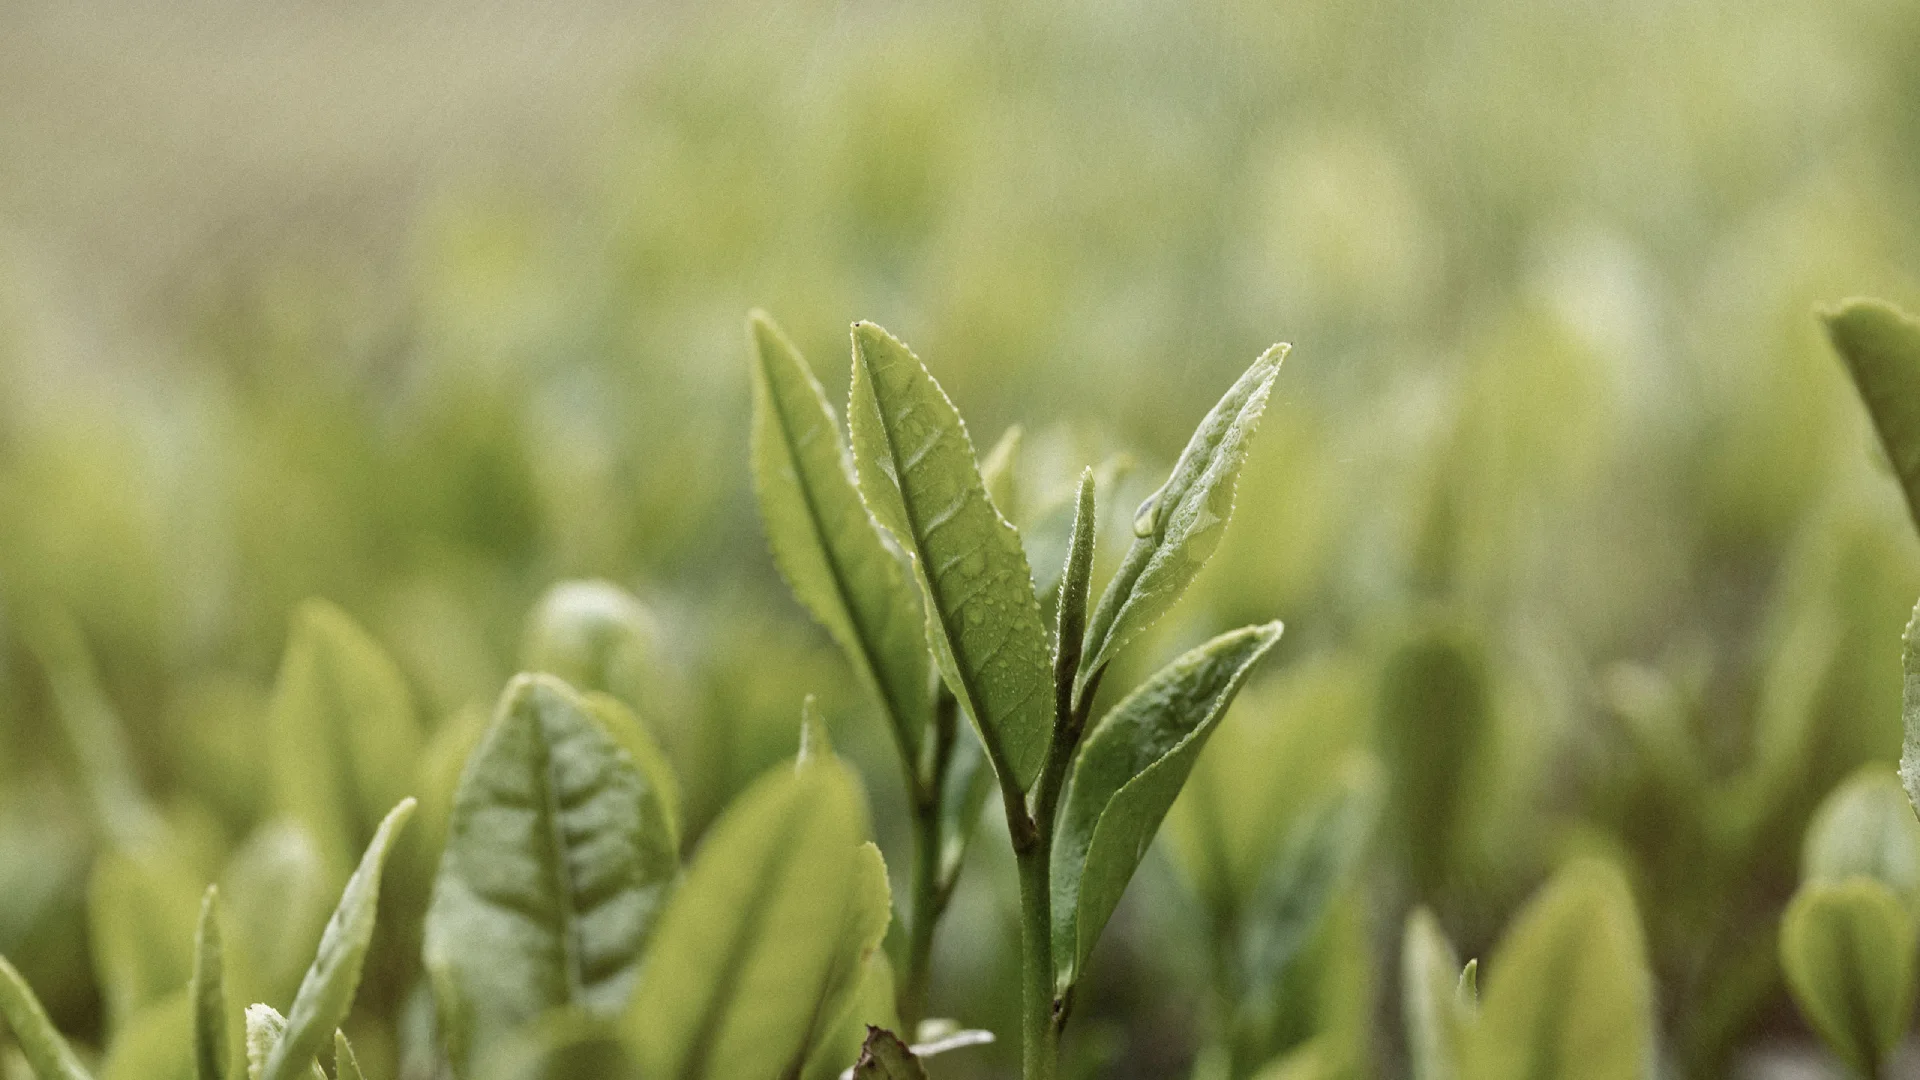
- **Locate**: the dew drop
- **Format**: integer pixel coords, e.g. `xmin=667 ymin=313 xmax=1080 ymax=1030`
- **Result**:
xmin=1132 ymin=490 xmax=1162 ymax=538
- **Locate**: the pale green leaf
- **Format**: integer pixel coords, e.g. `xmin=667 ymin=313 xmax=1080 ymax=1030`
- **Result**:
xmin=787 ymin=842 xmax=891 ymax=1077
xmin=100 ymin=990 xmax=191 ymax=1080
xmin=259 ymin=799 xmax=416 ymax=1080
xmin=1781 ymin=879 xmax=1916 ymax=1078
xmin=191 ymin=888 xmax=229 ymax=1080
xmin=87 ymin=849 xmax=201 ymax=1027
xmin=1052 ymin=622 xmax=1284 ymax=985
xmin=626 ymin=758 xmax=888 ymax=1080
xmin=849 ymin=1029 xmax=926 ymax=1080
xmin=1824 ymin=298 xmax=1920 ymax=532
xmin=424 ymin=675 xmax=675 ymax=1074
xmin=1803 ymin=767 xmax=1920 ymax=909
xmin=1079 ymin=345 xmax=1288 ymax=688
xmin=799 ymin=696 xmax=834 ymax=767
xmin=848 ymin=321 xmax=1054 ymax=790
xmin=1402 ymin=909 xmax=1471 ymax=1080
xmin=1466 ymin=858 xmax=1653 ymax=1080
xmin=267 ymin=600 xmax=424 ymax=883
xmin=476 ymin=1010 xmax=631 ymax=1080
xmin=750 ymin=312 xmax=931 ymax=765
xmin=331 ymin=1032 xmax=361 ymax=1080
xmin=802 ymin=953 xmax=898 ymax=1080
xmin=218 ymin=824 xmax=332 ymax=1012
xmin=243 ymin=1007 xmax=319 ymax=1080
xmin=978 ymin=425 xmax=1022 ymax=522
xmin=0 ymin=955 xmax=92 ymax=1080
xmin=521 ymin=580 xmax=663 ymax=705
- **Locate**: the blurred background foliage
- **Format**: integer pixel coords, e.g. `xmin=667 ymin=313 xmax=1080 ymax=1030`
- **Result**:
xmin=6 ymin=0 xmax=1920 ymax=1075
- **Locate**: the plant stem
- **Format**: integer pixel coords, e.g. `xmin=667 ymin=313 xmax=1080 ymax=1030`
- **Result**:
xmin=900 ymin=689 xmax=958 ymax=1029
xmin=1014 ymin=827 xmax=1058 ymax=1080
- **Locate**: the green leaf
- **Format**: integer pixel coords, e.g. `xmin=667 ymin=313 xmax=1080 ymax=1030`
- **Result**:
xmin=934 ymin=721 xmax=994 ymax=884
xmin=1053 ymin=470 xmax=1097 ymax=700
xmin=1803 ymin=767 xmax=1920 ymax=908
xmin=1903 ymin=596 xmax=1920 ymax=820
xmin=0 ymin=955 xmax=93 ymax=1080
xmin=1052 ymin=622 xmax=1284 ymax=985
xmin=331 ymin=1033 xmax=361 ymax=1080
xmin=1780 ymin=879 xmax=1917 ymax=1078
xmin=259 ymin=799 xmax=416 ymax=1080
xmin=424 ymin=675 xmax=676 ymax=1074
xmin=849 ymin=1028 xmax=927 ymax=1080
xmin=243 ymin=1007 xmax=320 ymax=1080
xmin=521 ymin=580 xmax=664 ymax=705
xmin=217 ymin=824 xmax=333 ymax=1012
xmin=1079 ymin=345 xmax=1288 ymax=688
xmin=1402 ymin=909 xmax=1472 ymax=1080
xmin=1824 ymin=298 xmax=1920 ymax=533
xmin=100 ymin=990 xmax=191 ymax=1080
xmin=847 ymin=321 xmax=1055 ymax=791
xmin=750 ymin=312 xmax=932 ymax=767
xmin=1466 ymin=858 xmax=1652 ymax=1080
xmin=978 ymin=425 xmax=1023 ymax=522
xmin=191 ymin=889 xmax=229 ymax=1080
xmin=1375 ymin=627 xmax=1491 ymax=897
xmin=87 ymin=849 xmax=201 ymax=1027
xmin=1236 ymin=759 xmax=1381 ymax=1033
xmin=801 ymin=954 xmax=898 ymax=1080
xmin=267 ymin=600 xmax=424 ymax=883
xmin=477 ymin=1011 xmax=632 ymax=1080
xmin=788 ymin=843 xmax=891 ymax=1077
xmin=799 ymin=696 xmax=834 ymax=766
xmin=626 ymin=757 xmax=890 ymax=1080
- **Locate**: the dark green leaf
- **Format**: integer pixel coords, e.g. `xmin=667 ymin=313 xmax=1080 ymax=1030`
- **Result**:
xmin=750 ymin=312 xmax=931 ymax=766
xmin=1052 ymin=622 xmax=1283 ymax=985
xmin=0 ymin=955 xmax=93 ymax=1080
xmin=849 ymin=1028 xmax=926 ymax=1080
xmin=1824 ymin=298 xmax=1920 ymax=533
xmin=259 ymin=799 xmax=416 ymax=1080
xmin=626 ymin=758 xmax=889 ymax=1080
xmin=191 ymin=888 xmax=229 ymax=1080
xmin=1079 ymin=345 xmax=1287 ymax=689
xmin=848 ymin=321 xmax=1054 ymax=791
xmin=267 ymin=600 xmax=424 ymax=883
xmin=1375 ymin=628 xmax=1491 ymax=897
xmin=1780 ymin=879 xmax=1916 ymax=1078
xmin=424 ymin=675 xmax=676 ymax=1073
xmin=1054 ymin=470 xmax=1097 ymax=702
xmin=1466 ymin=858 xmax=1652 ymax=1080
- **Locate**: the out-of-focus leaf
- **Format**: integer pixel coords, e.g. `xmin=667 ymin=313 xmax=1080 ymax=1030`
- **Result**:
xmin=520 ymin=580 xmax=665 ymax=712
xmin=424 ymin=675 xmax=675 ymax=1073
xmin=1465 ymin=858 xmax=1652 ymax=1080
xmin=267 ymin=601 xmax=424 ymax=883
xmin=1779 ymin=879 xmax=1916 ymax=1078
xmin=1375 ymin=628 xmax=1491 ymax=897
xmin=750 ymin=313 xmax=931 ymax=767
xmin=1052 ymin=622 xmax=1283 ymax=986
xmin=1402 ymin=909 xmax=1472 ymax=1080
xmin=258 ymin=799 xmax=416 ymax=1080
xmin=88 ymin=849 xmax=201 ymax=1027
xmin=1824 ymin=298 xmax=1920 ymax=532
xmin=191 ymin=888 xmax=229 ymax=1080
xmin=218 ymin=824 xmax=332 ymax=1011
xmin=978 ymin=425 xmax=1022 ymax=521
xmin=849 ymin=1028 xmax=926 ymax=1080
xmin=788 ymin=843 xmax=891 ymax=1077
xmin=804 ymin=954 xmax=898 ymax=1080
xmin=1237 ymin=759 xmax=1381 ymax=1033
xmin=330 ymin=1033 xmax=361 ymax=1080
xmin=1802 ymin=767 xmax=1920 ymax=907
xmin=848 ymin=321 xmax=1054 ymax=791
xmin=0 ymin=955 xmax=92 ymax=1080
xmin=625 ymin=757 xmax=889 ymax=1080
xmin=935 ymin=716 xmax=993 ymax=884
xmin=476 ymin=1010 xmax=631 ymax=1080
xmin=100 ymin=990 xmax=191 ymax=1080
xmin=1078 ymin=345 xmax=1288 ymax=689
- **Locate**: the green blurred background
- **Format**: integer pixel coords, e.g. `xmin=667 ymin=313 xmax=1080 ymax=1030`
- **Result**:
xmin=6 ymin=0 xmax=1920 ymax=1075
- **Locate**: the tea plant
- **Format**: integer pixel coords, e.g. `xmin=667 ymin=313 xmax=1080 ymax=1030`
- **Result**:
xmin=751 ymin=314 xmax=1289 ymax=1076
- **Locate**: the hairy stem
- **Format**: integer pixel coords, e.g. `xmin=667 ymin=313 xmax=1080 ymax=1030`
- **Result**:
xmin=1015 ymin=829 xmax=1058 ymax=1080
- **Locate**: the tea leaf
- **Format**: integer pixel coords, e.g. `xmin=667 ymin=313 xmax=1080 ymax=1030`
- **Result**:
xmin=330 ymin=1033 xmax=361 ymax=1080
xmin=88 ymin=849 xmax=201 ymax=1027
xmin=424 ymin=675 xmax=676 ymax=1073
xmin=626 ymin=757 xmax=889 ymax=1080
xmin=191 ymin=888 xmax=229 ymax=1080
xmin=1053 ymin=470 xmax=1097 ymax=697
xmin=1802 ymin=767 xmax=1920 ymax=908
xmin=476 ymin=1010 xmax=632 ymax=1080
xmin=848 ymin=321 xmax=1054 ymax=791
xmin=1402 ymin=909 xmax=1471 ymax=1080
xmin=1780 ymin=879 xmax=1916 ymax=1078
xmin=849 ymin=1028 xmax=927 ymax=1080
xmin=1824 ymin=298 xmax=1920 ymax=533
xmin=787 ymin=843 xmax=892 ymax=1077
xmin=804 ymin=954 xmax=898 ymax=1080
xmin=1079 ymin=345 xmax=1287 ymax=689
xmin=267 ymin=600 xmax=424 ymax=883
xmin=258 ymin=798 xmax=416 ymax=1080
xmin=1375 ymin=628 xmax=1491 ymax=897
xmin=1466 ymin=858 xmax=1652 ymax=1080
xmin=978 ymin=426 xmax=1022 ymax=521
xmin=217 ymin=824 xmax=333 ymax=1011
xmin=99 ymin=990 xmax=191 ymax=1080
xmin=521 ymin=580 xmax=661 ymax=703
xmin=244 ymin=1007 xmax=320 ymax=1080
xmin=751 ymin=312 xmax=931 ymax=766
xmin=1052 ymin=622 xmax=1283 ymax=984
xmin=0 ymin=955 xmax=93 ymax=1080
